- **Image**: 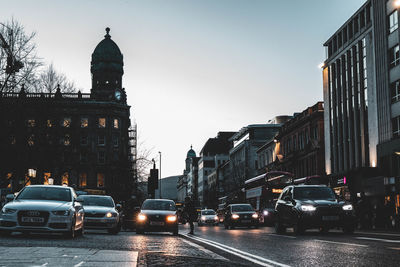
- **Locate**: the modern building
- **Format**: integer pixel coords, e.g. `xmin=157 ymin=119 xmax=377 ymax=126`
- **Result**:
xmin=273 ymin=102 xmax=325 ymax=179
xmin=0 ymin=28 xmax=133 ymax=201
xmin=155 ymin=175 xmax=181 ymax=201
xmin=322 ymin=0 xmax=400 ymax=221
xmin=197 ymin=132 xmax=235 ymax=207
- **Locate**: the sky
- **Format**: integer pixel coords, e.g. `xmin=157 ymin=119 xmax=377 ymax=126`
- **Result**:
xmin=1 ymin=0 xmax=366 ymax=178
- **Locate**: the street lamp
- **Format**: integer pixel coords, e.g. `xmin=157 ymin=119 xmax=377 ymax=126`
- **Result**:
xmin=159 ymin=151 xmax=162 ymax=198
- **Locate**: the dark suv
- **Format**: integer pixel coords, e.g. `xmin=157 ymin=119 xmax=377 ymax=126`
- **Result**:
xmin=275 ymin=185 xmax=356 ymax=234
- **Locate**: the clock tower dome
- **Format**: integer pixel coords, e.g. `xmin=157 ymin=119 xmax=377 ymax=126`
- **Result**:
xmin=91 ymin=27 xmax=125 ymax=102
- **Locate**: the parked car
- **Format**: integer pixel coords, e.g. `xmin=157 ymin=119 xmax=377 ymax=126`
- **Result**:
xmin=136 ymin=199 xmax=178 ymax=235
xmin=198 ymin=209 xmax=219 ymax=226
xmin=274 ymin=185 xmax=356 ymax=235
xmin=224 ymin=204 xmax=259 ymax=229
xmin=0 ymin=185 xmax=84 ymax=238
xmin=77 ymin=195 xmax=121 ymax=234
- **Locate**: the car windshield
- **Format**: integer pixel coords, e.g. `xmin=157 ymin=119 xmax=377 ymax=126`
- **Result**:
xmin=16 ymin=187 xmax=71 ymax=202
xmin=294 ymin=187 xmax=336 ymax=200
xmin=231 ymin=205 xmax=253 ymax=212
xmin=202 ymin=210 xmax=216 ymax=215
xmin=80 ymin=196 xmax=114 ymax=207
xmin=142 ymin=200 xmax=176 ymax=211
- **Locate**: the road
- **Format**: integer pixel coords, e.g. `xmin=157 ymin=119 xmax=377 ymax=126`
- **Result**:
xmin=0 ymin=226 xmax=400 ymax=266
xmin=182 ymin=223 xmax=400 ymax=267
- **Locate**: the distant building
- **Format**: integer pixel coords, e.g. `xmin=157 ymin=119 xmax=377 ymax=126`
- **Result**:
xmin=155 ymin=175 xmax=181 ymax=201
xmin=0 ymin=28 xmax=133 ymax=201
xmin=177 ymin=146 xmax=196 ymax=202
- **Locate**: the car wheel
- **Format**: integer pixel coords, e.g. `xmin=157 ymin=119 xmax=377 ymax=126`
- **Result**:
xmin=64 ymin=217 xmax=76 ymax=238
xmin=319 ymin=227 xmax=329 ymax=234
xmin=173 ymin=228 xmax=179 ymax=236
xmin=274 ymin=219 xmax=286 ymax=234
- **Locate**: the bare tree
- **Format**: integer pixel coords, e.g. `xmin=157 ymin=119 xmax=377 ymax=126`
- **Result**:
xmin=36 ymin=63 xmax=77 ymax=93
xmin=0 ymin=18 xmax=42 ymax=93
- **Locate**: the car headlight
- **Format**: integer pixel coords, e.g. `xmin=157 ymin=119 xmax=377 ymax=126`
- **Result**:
xmin=232 ymin=214 xmax=239 ymax=219
xmin=300 ymin=205 xmax=316 ymax=212
xmin=214 ymin=216 xmax=218 ymax=221
xmin=252 ymin=213 xmax=258 ymax=219
xmin=1 ymin=207 xmax=17 ymax=214
xmin=138 ymin=213 xmax=147 ymax=222
xmin=263 ymin=210 xmax=269 ymax=216
xmin=201 ymin=216 xmax=206 ymax=221
xmin=51 ymin=210 xmax=70 ymax=216
xmin=342 ymin=204 xmax=353 ymax=211
xmin=167 ymin=215 xmax=177 ymax=222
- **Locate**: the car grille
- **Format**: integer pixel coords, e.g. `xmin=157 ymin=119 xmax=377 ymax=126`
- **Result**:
xmin=18 ymin=210 xmax=49 ymax=226
xmin=0 ymin=221 xmax=16 ymax=227
xmin=86 ymin=221 xmax=111 ymax=227
xmin=147 ymin=214 xmax=166 ymax=222
xmin=317 ymin=206 xmax=341 ymax=216
xmin=85 ymin=213 xmax=105 ymax=218
xmin=49 ymin=223 xmax=67 ymax=229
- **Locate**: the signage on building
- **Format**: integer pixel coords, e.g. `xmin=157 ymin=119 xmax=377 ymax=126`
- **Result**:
xmin=272 ymin=188 xmax=283 ymax=194
xmin=337 ymin=176 xmax=347 ymax=185
xmin=246 ymin=186 xmax=262 ymax=199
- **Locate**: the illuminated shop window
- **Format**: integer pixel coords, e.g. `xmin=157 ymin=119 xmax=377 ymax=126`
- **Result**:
xmin=27 ymin=119 xmax=36 ymax=127
xmin=43 ymin=172 xmax=51 ymax=185
xmin=81 ymin=117 xmax=88 ymax=128
xmin=63 ymin=117 xmax=71 ymax=128
xmin=79 ymin=173 xmax=87 ymax=187
xmin=98 ymin=118 xmax=106 ymax=128
xmin=97 ymin=173 xmax=105 ymax=187
xmin=62 ymin=172 xmax=69 ymax=185
xmin=27 ymin=134 xmax=35 ymax=146
xmin=113 ymin=118 xmax=119 ymax=129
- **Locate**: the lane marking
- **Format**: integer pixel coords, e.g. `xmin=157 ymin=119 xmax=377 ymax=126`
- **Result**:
xmin=185 ymin=234 xmax=291 ymax=267
xmin=356 ymin=237 xmax=400 ymax=243
xmin=180 ymin=238 xmax=227 ymax=260
xmin=267 ymin=233 xmax=296 ymax=239
xmin=74 ymin=261 xmax=84 ymax=267
xmin=314 ymin=239 xmax=368 ymax=247
xmin=356 ymin=231 xmax=400 ymax=238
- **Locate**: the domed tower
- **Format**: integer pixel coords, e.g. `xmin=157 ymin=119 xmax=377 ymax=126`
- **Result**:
xmin=91 ymin=27 xmax=125 ymax=102
xmin=185 ymin=145 xmax=196 ymax=172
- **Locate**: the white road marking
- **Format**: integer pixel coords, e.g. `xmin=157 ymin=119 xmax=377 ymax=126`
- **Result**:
xmin=181 ymin=237 xmax=227 ymax=260
xmin=73 ymin=261 xmax=85 ymax=267
xmin=267 ymin=233 xmax=296 ymax=239
xmin=185 ymin=234 xmax=291 ymax=267
xmin=356 ymin=231 xmax=400 ymax=238
xmin=356 ymin=237 xmax=400 ymax=243
xmin=41 ymin=263 xmax=48 ymax=266
xmin=314 ymin=239 xmax=368 ymax=247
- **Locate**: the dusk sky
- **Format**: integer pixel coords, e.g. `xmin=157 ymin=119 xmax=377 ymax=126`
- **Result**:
xmin=1 ymin=0 xmax=366 ymax=178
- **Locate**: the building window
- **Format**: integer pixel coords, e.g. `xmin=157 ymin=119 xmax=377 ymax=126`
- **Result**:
xmin=80 ymin=135 xmax=88 ymax=145
xmin=390 ymin=45 xmax=400 ymax=68
xmin=80 ymin=152 xmax=88 ymax=163
xmin=98 ymin=118 xmax=106 ymax=128
xmin=62 ymin=172 xmax=69 ymax=185
xmin=64 ymin=134 xmax=71 ymax=146
xmin=389 ymin=10 xmax=398 ymax=34
xmin=98 ymin=135 xmax=105 ymax=146
xmin=10 ymin=135 xmax=16 ymax=145
xmin=113 ymin=136 xmax=119 ymax=147
xmin=27 ymin=134 xmax=34 ymax=146
xmin=113 ymin=118 xmax=119 ymax=129
xmin=81 ymin=117 xmax=88 ymax=128
xmin=79 ymin=173 xmax=87 ymax=187
xmin=393 ymin=116 xmax=400 ymax=138
xmin=97 ymin=173 xmax=105 ymax=187
xmin=27 ymin=119 xmax=36 ymax=127
xmin=113 ymin=151 xmax=119 ymax=161
xmin=391 ymin=80 xmax=400 ymax=103
xmin=62 ymin=117 xmax=71 ymax=128
xmin=98 ymin=151 xmax=105 ymax=164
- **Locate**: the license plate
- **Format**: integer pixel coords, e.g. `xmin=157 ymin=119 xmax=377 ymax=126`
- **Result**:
xmin=22 ymin=217 xmax=44 ymax=223
xmin=322 ymin=216 xmax=339 ymax=221
xmin=241 ymin=220 xmax=251 ymax=223
xmin=150 ymin=221 xmax=164 ymax=226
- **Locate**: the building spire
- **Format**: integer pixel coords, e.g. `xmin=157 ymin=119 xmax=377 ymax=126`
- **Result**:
xmin=105 ymin=27 xmax=111 ymax=39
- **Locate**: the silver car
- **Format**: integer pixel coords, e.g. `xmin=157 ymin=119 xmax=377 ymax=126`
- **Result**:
xmin=0 ymin=185 xmax=84 ymax=238
xmin=77 ymin=195 xmax=121 ymax=234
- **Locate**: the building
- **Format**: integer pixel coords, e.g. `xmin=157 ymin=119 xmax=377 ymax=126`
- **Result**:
xmin=323 ymin=0 xmax=400 ymax=223
xmin=0 ymin=28 xmax=133 ymax=201
xmin=187 ymin=156 xmax=200 ymax=203
xmin=177 ymin=146 xmax=196 ymax=202
xmin=197 ymin=132 xmax=235 ymax=207
xmin=155 ymin=175 xmax=181 ymax=201
xmin=272 ymin=102 xmax=325 ymax=178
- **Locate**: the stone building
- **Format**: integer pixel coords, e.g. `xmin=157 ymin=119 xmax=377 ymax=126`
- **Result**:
xmin=0 ymin=28 xmax=133 ymax=201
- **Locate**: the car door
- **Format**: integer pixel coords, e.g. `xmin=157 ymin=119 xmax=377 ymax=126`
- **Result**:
xmin=278 ymin=187 xmax=294 ymax=224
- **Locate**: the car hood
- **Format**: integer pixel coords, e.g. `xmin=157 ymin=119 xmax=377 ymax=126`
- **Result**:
xmin=4 ymin=200 xmax=72 ymax=211
xmin=140 ymin=210 xmax=176 ymax=216
xmin=299 ymin=199 xmax=344 ymax=207
xmin=83 ymin=206 xmax=116 ymax=213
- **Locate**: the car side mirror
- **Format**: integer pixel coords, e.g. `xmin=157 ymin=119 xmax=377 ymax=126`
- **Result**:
xmin=116 ymin=204 xmax=122 ymax=212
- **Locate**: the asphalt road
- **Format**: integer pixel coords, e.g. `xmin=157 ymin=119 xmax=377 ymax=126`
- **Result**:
xmin=181 ymin=223 xmax=400 ymax=267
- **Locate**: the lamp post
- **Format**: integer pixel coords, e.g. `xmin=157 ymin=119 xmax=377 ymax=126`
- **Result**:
xmin=159 ymin=151 xmax=162 ymax=198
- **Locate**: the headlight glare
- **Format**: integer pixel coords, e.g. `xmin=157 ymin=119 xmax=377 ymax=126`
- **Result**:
xmin=252 ymin=213 xmax=258 ymax=219
xmin=138 ymin=213 xmax=147 ymax=221
xmin=214 ymin=216 xmax=218 ymax=221
xmin=167 ymin=215 xmax=177 ymax=222
xmin=342 ymin=204 xmax=353 ymax=211
xmin=232 ymin=214 xmax=239 ymax=219
xmin=201 ymin=216 xmax=206 ymax=221
xmin=300 ymin=205 xmax=316 ymax=212
xmin=263 ymin=210 xmax=269 ymax=216
xmin=106 ymin=212 xmax=113 ymax=218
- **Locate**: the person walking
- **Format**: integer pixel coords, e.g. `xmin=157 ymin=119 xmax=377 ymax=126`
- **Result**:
xmin=183 ymin=196 xmax=197 ymax=234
